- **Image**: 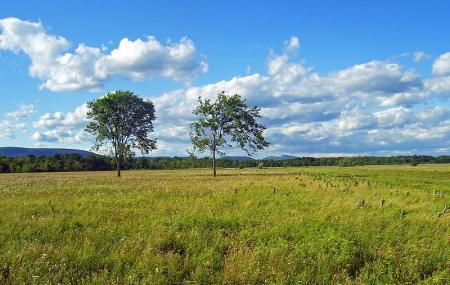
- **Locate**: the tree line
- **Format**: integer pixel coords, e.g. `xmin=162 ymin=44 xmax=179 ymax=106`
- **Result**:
xmin=1 ymin=154 xmax=449 ymax=173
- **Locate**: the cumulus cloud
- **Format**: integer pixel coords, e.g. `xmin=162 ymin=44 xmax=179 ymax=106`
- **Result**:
xmin=23 ymin=35 xmax=450 ymax=156
xmin=31 ymin=131 xmax=58 ymax=142
xmin=146 ymin=38 xmax=450 ymax=156
xmin=0 ymin=120 xmax=16 ymax=139
xmin=267 ymin=36 xmax=309 ymax=87
xmin=0 ymin=120 xmax=28 ymax=139
xmin=97 ymin=37 xmax=207 ymax=81
xmin=0 ymin=17 xmax=207 ymax=91
xmin=424 ymin=76 xmax=450 ymax=94
xmin=432 ymin=52 xmax=450 ymax=75
xmin=31 ymin=129 xmax=90 ymax=144
xmin=31 ymin=104 xmax=91 ymax=144
xmin=6 ymin=104 xmax=35 ymax=118
xmin=33 ymin=104 xmax=88 ymax=129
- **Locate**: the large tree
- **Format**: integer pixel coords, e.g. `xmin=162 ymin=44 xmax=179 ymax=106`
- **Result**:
xmin=190 ymin=91 xmax=269 ymax=176
xmin=86 ymin=90 xmax=157 ymax=177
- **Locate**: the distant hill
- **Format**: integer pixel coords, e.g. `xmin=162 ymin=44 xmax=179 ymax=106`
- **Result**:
xmin=263 ymin=155 xmax=298 ymax=160
xmin=145 ymin=156 xmax=178 ymax=160
xmin=223 ymin=156 xmax=254 ymax=161
xmin=0 ymin=147 xmax=96 ymax=157
xmin=143 ymin=156 xmax=254 ymax=161
xmin=0 ymin=148 xmax=300 ymax=161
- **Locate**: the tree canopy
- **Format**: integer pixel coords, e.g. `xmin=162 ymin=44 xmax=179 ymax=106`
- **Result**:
xmin=86 ymin=90 xmax=157 ymax=176
xmin=190 ymin=91 xmax=269 ymax=176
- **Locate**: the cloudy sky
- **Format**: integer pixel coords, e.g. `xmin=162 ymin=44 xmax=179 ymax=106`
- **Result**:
xmin=1 ymin=1 xmax=450 ymax=157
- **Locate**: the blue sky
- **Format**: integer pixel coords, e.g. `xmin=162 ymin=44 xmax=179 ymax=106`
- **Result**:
xmin=1 ymin=1 xmax=450 ymax=157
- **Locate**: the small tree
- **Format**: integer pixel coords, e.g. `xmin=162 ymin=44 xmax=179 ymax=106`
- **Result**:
xmin=190 ymin=91 xmax=269 ymax=176
xmin=186 ymin=149 xmax=199 ymax=168
xmin=86 ymin=90 xmax=157 ymax=177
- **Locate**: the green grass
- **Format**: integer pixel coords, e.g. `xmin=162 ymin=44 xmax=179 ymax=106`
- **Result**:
xmin=0 ymin=165 xmax=449 ymax=284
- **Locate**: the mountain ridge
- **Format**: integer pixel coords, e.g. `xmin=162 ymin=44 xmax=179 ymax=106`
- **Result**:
xmin=1 ymin=147 xmax=300 ymax=161
xmin=263 ymin=155 xmax=298 ymax=160
xmin=0 ymin=147 xmax=96 ymax=157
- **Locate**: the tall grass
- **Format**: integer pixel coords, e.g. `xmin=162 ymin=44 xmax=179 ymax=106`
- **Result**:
xmin=0 ymin=165 xmax=449 ymax=284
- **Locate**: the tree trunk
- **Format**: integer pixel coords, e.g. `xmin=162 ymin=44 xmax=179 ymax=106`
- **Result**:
xmin=117 ymin=157 xmax=121 ymax=177
xmin=212 ymin=148 xmax=216 ymax=177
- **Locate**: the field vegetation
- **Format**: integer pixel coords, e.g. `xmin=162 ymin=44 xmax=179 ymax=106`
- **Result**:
xmin=1 ymin=165 xmax=449 ymax=284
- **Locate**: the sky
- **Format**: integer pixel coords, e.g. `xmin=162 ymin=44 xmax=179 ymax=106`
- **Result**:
xmin=1 ymin=0 xmax=450 ymax=158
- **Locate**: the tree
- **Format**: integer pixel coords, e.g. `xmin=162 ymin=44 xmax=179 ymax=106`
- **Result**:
xmin=86 ymin=90 xmax=157 ymax=177
xmin=190 ymin=91 xmax=269 ymax=176
xmin=186 ymin=150 xmax=199 ymax=168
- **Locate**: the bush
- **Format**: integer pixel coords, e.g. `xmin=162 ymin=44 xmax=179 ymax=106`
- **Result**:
xmin=257 ymin=162 xmax=264 ymax=169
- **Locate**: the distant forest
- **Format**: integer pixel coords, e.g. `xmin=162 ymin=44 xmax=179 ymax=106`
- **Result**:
xmin=1 ymin=154 xmax=450 ymax=173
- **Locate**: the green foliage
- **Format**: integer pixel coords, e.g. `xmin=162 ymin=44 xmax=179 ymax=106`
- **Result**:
xmin=0 ymin=154 xmax=111 ymax=173
xmin=0 ymin=166 xmax=449 ymax=284
xmin=190 ymin=91 xmax=269 ymax=175
xmin=257 ymin=161 xmax=264 ymax=169
xmin=2 ymin=155 xmax=450 ymax=173
xmin=86 ymin=90 xmax=157 ymax=176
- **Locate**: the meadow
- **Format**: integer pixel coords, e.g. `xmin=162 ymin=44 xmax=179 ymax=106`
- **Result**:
xmin=0 ymin=165 xmax=449 ymax=284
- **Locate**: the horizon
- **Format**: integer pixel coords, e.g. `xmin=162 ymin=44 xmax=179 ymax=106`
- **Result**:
xmin=1 ymin=1 xmax=450 ymax=158
xmin=1 ymin=146 xmax=450 ymax=160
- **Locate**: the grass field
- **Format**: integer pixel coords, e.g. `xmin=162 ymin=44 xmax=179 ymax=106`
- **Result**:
xmin=0 ymin=165 xmax=449 ymax=284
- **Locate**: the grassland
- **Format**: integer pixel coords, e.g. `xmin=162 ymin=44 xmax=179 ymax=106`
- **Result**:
xmin=0 ymin=165 xmax=449 ymax=284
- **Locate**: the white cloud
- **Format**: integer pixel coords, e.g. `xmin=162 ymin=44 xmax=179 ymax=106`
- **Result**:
xmin=31 ymin=131 xmax=58 ymax=142
xmin=0 ymin=120 xmax=16 ymax=139
xmin=267 ymin=37 xmax=309 ymax=87
xmin=401 ymin=51 xmax=431 ymax=63
xmin=336 ymin=110 xmax=376 ymax=134
xmin=41 ymin=44 xmax=106 ymax=92
xmin=0 ymin=120 xmax=28 ymax=139
xmin=424 ymin=76 xmax=450 ymax=94
xmin=413 ymin=51 xmax=430 ymax=62
xmin=31 ymin=129 xmax=91 ymax=144
xmin=96 ymin=37 xmax=207 ymax=82
xmin=31 ymin=104 xmax=91 ymax=144
xmin=373 ymin=107 xmax=411 ymax=128
xmin=15 ymin=122 xmax=27 ymax=130
xmin=144 ymin=38 xmax=450 ymax=156
xmin=0 ymin=17 xmax=207 ymax=92
xmin=6 ymin=104 xmax=35 ymax=118
xmin=33 ymin=104 xmax=88 ymax=129
xmin=286 ymin=36 xmax=300 ymax=51
xmin=0 ymin=18 xmax=70 ymax=76
xmin=432 ymin=52 xmax=450 ymax=75
xmin=327 ymin=61 xmax=421 ymax=95
xmin=22 ymin=35 xmax=450 ymax=156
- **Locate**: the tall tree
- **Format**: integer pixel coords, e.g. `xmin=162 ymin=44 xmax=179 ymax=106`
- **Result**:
xmin=86 ymin=90 xmax=157 ymax=177
xmin=190 ymin=91 xmax=269 ymax=176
